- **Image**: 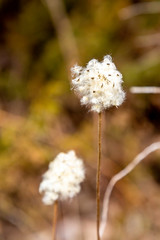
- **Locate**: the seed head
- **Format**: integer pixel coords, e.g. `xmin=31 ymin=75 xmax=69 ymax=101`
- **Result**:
xmin=39 ymin=150 xmax=85 ymax=205
xmin=71 ymin=55 xmax=125 ymax=112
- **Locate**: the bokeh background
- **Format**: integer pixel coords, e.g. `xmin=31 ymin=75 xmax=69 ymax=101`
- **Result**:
xmin=0 ymin=0 xmax=160 ymax=239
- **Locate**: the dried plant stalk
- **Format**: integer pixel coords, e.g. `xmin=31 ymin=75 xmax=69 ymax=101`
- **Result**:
xmin=44 ymin=0 xmax=79 ymax=72
xmin=130 ymin=87 xmax=160 ymax=94
xmin=96 ymin=112 xmax=102 ymax=240
xmin=119 ymin=1 xmax=160 ymax=20
xmin=52 ymin=200 xmax=58 ymax=240
xmin=100 ymin=142 xmax=160 ymax=238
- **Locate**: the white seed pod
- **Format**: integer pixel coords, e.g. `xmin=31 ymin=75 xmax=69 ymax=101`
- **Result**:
xmin=39 ymin=150 xmax=85 ymax=205
xmin=71 ymin=55 xmax=125 ymax=113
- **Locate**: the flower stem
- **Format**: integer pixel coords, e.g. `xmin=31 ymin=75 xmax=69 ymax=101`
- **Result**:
xmin=52 ymin=200 xmax=58 ymax=240
xmin=96 ymin=112 xmax=102 ymax=240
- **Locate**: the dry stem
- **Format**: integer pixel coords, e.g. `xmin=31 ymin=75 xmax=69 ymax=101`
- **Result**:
xmin=130 ymin=87 xmax=160 ymax=94
xmin=44 ymin=0 xmax=78 ymax=73
xmin=96 ymin=112 xmax=102 ymax=240
xmin=100 ymin=142 xmax=160 ymax=238
xmin=52 ymin=200 xmax=58 ymax=240
xmin=119 ymin=1 xmax=160 ymax=20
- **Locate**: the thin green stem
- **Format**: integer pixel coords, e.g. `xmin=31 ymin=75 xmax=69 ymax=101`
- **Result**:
xmin=96 ymin=112 xmax=102 ymax=240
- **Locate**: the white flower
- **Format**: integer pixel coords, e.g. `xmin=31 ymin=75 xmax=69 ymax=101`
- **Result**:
xmin=39 ymin=150 xmax=85 ymax=205
xmin=71 ymin=55 xmax=125 ymax=113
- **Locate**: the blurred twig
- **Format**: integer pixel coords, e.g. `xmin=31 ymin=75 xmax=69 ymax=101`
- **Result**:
xmin=100 ymin=142 xmax=160 ymax=238
xmin=119 ymin=2 xmax=160 ymax=20
xmin=44 ymin=0 xmax=79 ymax=75
xmin=135 ymin=33 xmax=160 ymax=48
xmin=130 ymin=87 xmax=160 ymax=94
xmin=0 ymin=208 xmax=35 ymax=233
xmin=0 ymin=109 xmax=25 ymax=127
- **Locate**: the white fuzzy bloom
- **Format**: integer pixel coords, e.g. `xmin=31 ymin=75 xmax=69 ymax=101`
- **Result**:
xmin=71 ymin=55 xmax=125 ymax=113
xmin=39 ymin=150 xmax=85 ymax=205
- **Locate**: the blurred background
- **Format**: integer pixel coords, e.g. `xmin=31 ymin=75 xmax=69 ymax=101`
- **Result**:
xmin=0 ymin=0 xmax=160 ymax=239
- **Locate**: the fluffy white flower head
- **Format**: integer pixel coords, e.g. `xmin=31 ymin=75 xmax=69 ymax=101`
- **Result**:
xmin=71 ymin=55 xmax=125 ymax=113
xmin=39 ymin=150 xmax=85 ymax=205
